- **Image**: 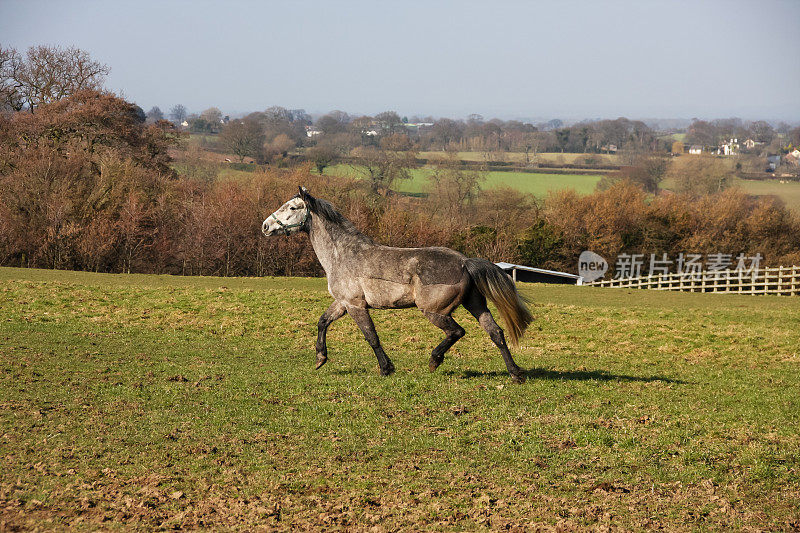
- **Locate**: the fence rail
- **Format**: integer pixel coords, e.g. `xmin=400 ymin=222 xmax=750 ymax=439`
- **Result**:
xmin=585 ymin=266 xmax=800 ymax=296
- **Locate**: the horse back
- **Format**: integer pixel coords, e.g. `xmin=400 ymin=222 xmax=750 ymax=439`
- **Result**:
xmin=355 ymin=246 xmax=468 ymax=313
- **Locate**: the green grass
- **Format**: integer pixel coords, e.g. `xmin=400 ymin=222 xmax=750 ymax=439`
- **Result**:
xmin=734 ymin=178 xmax=800 ymax=211
xmin=322 ymin=164 xmax=601 ymax=197
xmin=418 ymin=151 xmax=621 ymax=166
xmin=1 ymin=266 xmax=798 ymax=529
xmin=659 ymin=176 xmax=800 ymax=212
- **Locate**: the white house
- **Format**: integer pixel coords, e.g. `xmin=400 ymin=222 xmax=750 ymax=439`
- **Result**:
xmin=743 ymin=138 xmax=763 ymax=150
xmin=688 ymin=145 xmax=703 ymax=155
xmin=305 ymin=126 xmax=322 ymax=138
xmin=718 ymin=138 xmax=739 ymax=156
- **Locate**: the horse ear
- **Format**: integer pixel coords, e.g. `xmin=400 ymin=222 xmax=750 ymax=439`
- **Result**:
xmin=298 ymin=186 xmax=315 ymax=207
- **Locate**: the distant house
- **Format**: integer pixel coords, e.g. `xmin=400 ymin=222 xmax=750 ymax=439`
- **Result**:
xmin=305 ymin=126 xmax=322 ymax=137
xmin=784 ymin=150 xmax=800 ymax=166
xmin=181 ymin=120 xmax=189 ymax=128
xmin=403 ymin=122 xmax=434 ymax=133
xmin=743 ymin=138 xmax=763 ymax=150
xmin=767 ymin=155 xmax=781 ymax=171
xmin=600 ymin=144 xmax=618 ymax=153
xmin=718 ymin=138 xmax=739 ymax=156
xmin=688 ymin=145 xmax=703 ymax=155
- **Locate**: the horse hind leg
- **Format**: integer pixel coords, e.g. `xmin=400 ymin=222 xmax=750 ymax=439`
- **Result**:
xmin=463 ymin=290 xmax=526 ymax=384
xmin=422 ymin=311 xmax=465 ymax=372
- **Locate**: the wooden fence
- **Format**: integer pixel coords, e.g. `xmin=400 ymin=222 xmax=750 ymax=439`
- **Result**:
xmin=585 ymin=266 xmax=800 ymax=296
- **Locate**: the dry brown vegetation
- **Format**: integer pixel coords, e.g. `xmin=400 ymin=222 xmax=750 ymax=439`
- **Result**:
xmin=2 ymin=91 xmax=800 ymax=278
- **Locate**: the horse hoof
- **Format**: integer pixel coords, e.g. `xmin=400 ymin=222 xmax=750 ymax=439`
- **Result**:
xmin=380 ymin=363 xmax=396 ymax=377
xmin=315 ymin=354 xmax=328 ymax=369
xmin=511 ymin=373 xmax=526 ymax=384
xmin=429 ymin=360 xmax=441 ymax=372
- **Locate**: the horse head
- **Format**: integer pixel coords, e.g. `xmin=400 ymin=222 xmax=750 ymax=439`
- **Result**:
xmin=261 ymin=187 xmax=313 ymax=236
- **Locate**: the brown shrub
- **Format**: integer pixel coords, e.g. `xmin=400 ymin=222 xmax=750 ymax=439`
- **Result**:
xmin=2 ymin=94 xmax=798 ymax=277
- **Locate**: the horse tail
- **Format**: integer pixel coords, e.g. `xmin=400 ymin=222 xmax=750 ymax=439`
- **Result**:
xmin=464 ymin=258 xmax=533 ymax=346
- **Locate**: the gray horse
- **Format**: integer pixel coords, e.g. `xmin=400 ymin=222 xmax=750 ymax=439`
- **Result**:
xmin=262 ymin=187 xmax=533 ymax=383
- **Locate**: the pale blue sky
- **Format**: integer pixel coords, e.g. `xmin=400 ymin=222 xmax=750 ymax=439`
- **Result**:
xmin=2 ymin=0 xmax=798 ymax=121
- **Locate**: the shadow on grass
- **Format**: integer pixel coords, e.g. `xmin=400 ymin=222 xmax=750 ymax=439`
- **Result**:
xmin=329 ymin=366 xmax=687 ymax=384
xmin=443 ymin=367 xmax=688 ymax=384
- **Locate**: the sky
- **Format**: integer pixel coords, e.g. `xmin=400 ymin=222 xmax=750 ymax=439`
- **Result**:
xmin=1 ymin=0 xmax=799 ymax=122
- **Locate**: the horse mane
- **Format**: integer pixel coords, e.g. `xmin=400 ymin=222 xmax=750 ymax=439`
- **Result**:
xmin=308 ymin=196 xmax=373 ymax=242
xmin=310 ymin=198 xmax=346 ymax=225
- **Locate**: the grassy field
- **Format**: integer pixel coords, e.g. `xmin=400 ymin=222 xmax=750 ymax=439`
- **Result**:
xmin=417 ymin=151 xmax=620 ymax=166
xmin=321 ymin=164 xmax=601 ymax=197
xmin=659 ymin=176 xmax=800 ymax=212
xmin=323 ymin=162 xmax=800 ymax=211
xmin=1 ymin=267 xmax=799 ymax=530
xmin=734 ymin=178 xmax=800 ymax=211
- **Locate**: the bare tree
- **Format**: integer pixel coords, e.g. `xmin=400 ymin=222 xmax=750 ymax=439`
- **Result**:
xmin=169 ymin=104 xmax=187 ymax=124
xmin=747 ymin=120 xmax=775 ymax=144
xmin=379 ymin=132 xmax=413 ymax=151
xmin=200 ymin=107 xmax=223 ymax=131
xmin=429 ymin=118 xmax=463 ymax=150
xmin=667 ymin=156 xmax=734 ymax=196
xmin=374 ymin=111 xmax=403 ymax=134
xmin=146 ymin=106 xmax=163 ymax=123
xmin=351 ymin=145 xmax=417 ymax=195
xmin=220 ymin=118 xmax=265 ymax=162
xmin=305 ymin=141 xmax=339 ymax=173
xmin=427 ymin=157 xmax=485 ymax=231
xmin=597 ymin=155 xmax=667 ymax=193
xmin=6 ymin=45 xmax=110 ymax=111
xmin=269 ymin=133 xmax=295 ymax=157
xmin=0 ymin=46 xmax=24 ymax=112
xmin=316 ymin=110 xmax=350 ymax=135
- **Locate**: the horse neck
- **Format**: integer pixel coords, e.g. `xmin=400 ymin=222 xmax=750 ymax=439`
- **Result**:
xmin=308 ymin=213 xmax=373 ymax=275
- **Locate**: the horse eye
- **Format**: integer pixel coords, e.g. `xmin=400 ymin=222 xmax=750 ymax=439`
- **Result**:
xmin=290 ymin=207 xmax=299 ymax=211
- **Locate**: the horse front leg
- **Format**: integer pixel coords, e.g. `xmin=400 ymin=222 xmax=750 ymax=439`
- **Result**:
xmin=346 ymin=306 xmax=395 ymax=376
xmin=316 ymin=300 xmax=347 ymax=369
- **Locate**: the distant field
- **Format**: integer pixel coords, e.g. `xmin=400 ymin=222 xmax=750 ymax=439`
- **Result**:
xmin=179 ymin=147 xmax=800 ymax=211
xmin=1 ymin=267 xmax=798 ymax=529
xmin=658 ymin=133 xmax=688 ymax=143
xmin=418 ymin=151 xmax=620 ymax=166
xmin=661 ymin=176 xmax=800 ymax=212
xmin=321 ymin=164 xmax=601 ymax=197
xmin=734 ymin=178 xmax=800 ymax=211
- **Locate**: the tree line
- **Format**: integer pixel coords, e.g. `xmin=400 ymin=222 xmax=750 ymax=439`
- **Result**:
xmin=2 ymin=90 xmax=799 ymax=278
xmin=2 ymin=44 xmax=799 ymax=278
